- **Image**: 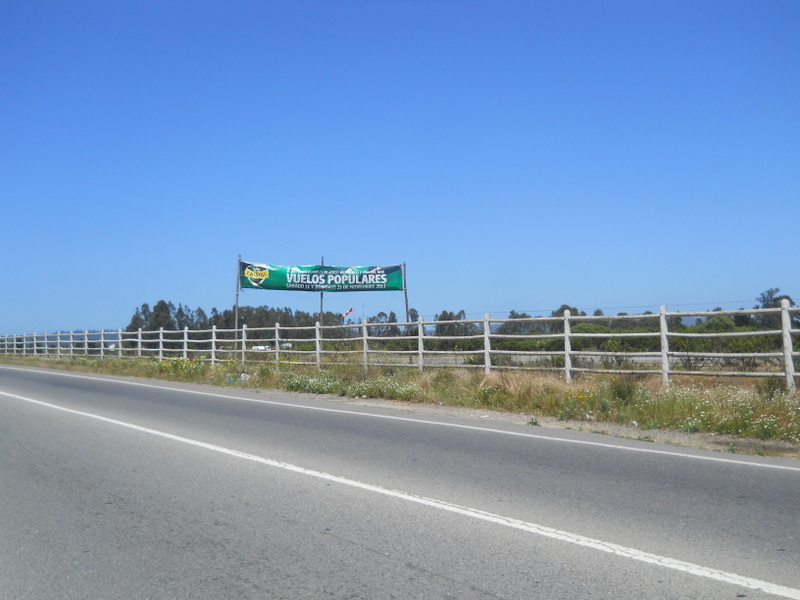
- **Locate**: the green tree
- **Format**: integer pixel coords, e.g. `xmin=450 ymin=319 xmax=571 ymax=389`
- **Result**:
xmin=754 ymin=288 xmax=797 ymax=329
xmin=549 ymin=304 xmax=585 ymax=333
xmin=496 ymin=310 xmax=536 ymax=335
xmin=194 ymin=307 xmax=209 ymax=330
xmin=432 ymin=310 xmax=480 ymax=350
xmin=696 ymin=314 xmax=736 ymax=333
xmin=126 ymin=304 xmax=148 ymax=332
xmin=149 ymin=300 xmax=177 ymax=330
xmin=434 ymin=310 xmax=479 ymax=337
xmin=174 ymin=304 xmax=195 ymax=330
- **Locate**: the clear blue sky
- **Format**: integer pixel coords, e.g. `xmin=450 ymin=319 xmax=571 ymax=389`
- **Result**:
xmin=2 ymin=0 xmax=798 ymax=333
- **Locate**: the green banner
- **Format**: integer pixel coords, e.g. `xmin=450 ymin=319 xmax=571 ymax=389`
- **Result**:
xmin=240 ymin=262 xmax=404 ymax=292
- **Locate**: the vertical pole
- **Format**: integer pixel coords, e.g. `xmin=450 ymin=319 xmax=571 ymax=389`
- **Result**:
xmin=183 ymin=327 xmax=188 ymax=359
xmin=780 ymin=299 xmax=796 ymax=392
xmin=483 ymin=313 xmax=491 ymax=374
xmin=118 ymin=330 xmax=123 ymax=358
xmin=564 ymin=310 xmax=572 ymax=384
xmin=44 ymin=332 xmax=49 ymax=357
xmin=211 ymin=326 xmax=217 ymax=364
xmin=362 ymin=318 xmax=369 ymax=373
xmin=660 ymin=305 xmax=671 ymax=387
xmin=319 ymin=256 xmax=325 ymax=328
xmin=84 ymin=331 xmax=88 ymax=356
xmin=275 ymin=323 xmax=281 ymax=362
xmin=70 ymin=331 xmax=74 ymax=358
xmin=100 ymin=330 xmax=105 ymax=359
xmin=315 ymin=321 xmax=322 ymax=370
xmin=402 ymin=262 xmax=410 ymax=324
xmin=158 ymin=327 xmax=164 ymax=360
xmin=234 ymin=255 xmax=241 ymax=350
xmin=137 ymin=328 xmax=142 ymax=358
xmin=417 ymin=316 xmax=425 ymax=373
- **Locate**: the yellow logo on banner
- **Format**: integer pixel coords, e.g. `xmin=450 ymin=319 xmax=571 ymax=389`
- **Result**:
xmin=245 ymin=267 xmax=270 ymax=279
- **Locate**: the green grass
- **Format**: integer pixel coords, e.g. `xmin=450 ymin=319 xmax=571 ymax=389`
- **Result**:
xmin=2 ymin=355 xmax=798 ymax=443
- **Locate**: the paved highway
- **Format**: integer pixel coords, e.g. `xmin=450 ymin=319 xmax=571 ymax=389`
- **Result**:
xmin=1 ymin=365 xmax=798 ymax=599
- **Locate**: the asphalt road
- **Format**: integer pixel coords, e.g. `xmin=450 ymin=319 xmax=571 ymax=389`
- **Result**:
xmin=1 ymin=365 xmax=798 ymax=599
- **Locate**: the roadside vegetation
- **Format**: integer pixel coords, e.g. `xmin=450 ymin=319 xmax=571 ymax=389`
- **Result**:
xmin=4 ymin=288 xmax=797 ymax=452
xmin=2 ymin=354 xmax=798 ymax=445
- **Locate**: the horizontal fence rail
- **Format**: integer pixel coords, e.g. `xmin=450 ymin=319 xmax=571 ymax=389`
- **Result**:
xmin=3 ymin=302 xmax=798 ymax=391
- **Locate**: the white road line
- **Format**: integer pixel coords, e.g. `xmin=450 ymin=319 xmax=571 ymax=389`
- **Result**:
xmin=2 ymin=365 xmax=800 ymax=472
xmin=2 ymin=388 xmax=800 ymax=600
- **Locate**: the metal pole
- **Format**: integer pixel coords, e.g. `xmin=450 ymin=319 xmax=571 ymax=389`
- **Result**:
xmin=403 ymin=262 xmax=410 ymax=324
xmin=234 ymin=255 xmax=241 ymax=349
xmin=319 ymin=256 xmax=324 ymax=327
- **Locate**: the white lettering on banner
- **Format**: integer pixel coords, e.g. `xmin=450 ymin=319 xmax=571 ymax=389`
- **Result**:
xmin=277 ymin=266 xmax=395 ymax=290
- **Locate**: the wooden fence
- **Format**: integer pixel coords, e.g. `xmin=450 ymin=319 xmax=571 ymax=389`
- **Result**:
xmin=3 ymin=301 xmax=798 ymax=390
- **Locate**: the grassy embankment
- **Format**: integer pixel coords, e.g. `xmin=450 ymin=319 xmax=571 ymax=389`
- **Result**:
xmin=3 ymin=354 xmax=799 ymax=449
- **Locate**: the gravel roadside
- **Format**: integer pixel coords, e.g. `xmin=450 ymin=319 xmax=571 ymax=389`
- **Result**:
xmin=332 ymin=395 xmax=800 ymax=460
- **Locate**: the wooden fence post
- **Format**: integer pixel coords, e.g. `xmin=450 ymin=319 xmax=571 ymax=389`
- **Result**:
xmin=417 ymin=317 xmax=425 ymax=373
xmin=183 ymin=327 xmax=189 ymax=359
xmin=483 ymin=313 xmax=492 ymax=374
xmin=362 ymin=318 xmax=369 ymax=372
xmin=660 ymin=305 xmax=671 ymax=387
xmin=241 ymin=324 xmax=247 ymax=365
xmin=211 ymin=326 xmax=217 ymax=363
xmin=563 ymin=310 xmax=572 ymax=384
xmin=315 ymin=321 xmax=322 ymax=370
xmin=158 ymin=327 xmax=164 ymax=360
xmin=780 ymin=299 xmax=796 ymax=392
xmin=274 ymin=323 xmax=280 ymax=362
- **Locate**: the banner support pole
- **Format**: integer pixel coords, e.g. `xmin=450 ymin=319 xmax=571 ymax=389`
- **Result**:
xmin=235 ymin=255 xmax=241 ymax=350
xmin=403 ymin=262 xmax=410 ymax=324
xmin=319 ymin=256 xmax=324 ymax=327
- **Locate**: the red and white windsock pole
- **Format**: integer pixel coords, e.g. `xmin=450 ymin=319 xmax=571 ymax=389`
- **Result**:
xmin=341 ymin=307 xmax=354 ymax=320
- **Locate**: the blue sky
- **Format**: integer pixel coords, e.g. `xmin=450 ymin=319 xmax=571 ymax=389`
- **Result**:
xmin=2 ymin=0 xmax=798 ymax=333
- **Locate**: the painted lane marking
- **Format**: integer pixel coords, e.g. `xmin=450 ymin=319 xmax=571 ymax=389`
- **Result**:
xmin=2 ymin=365 xmax=799 ymax=472
xmin=2 ymin=388 xmax=799 ymax=599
